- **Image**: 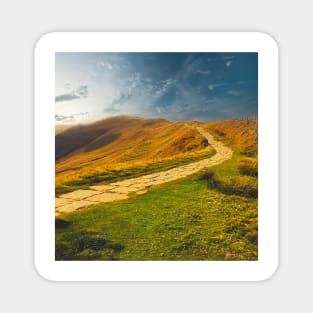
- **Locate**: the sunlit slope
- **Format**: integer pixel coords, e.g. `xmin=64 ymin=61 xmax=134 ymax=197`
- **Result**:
xmin=56 ymin=116 xmax=212 ymax=185
xmin=203 ymin=119 xmax=258 ymax=156
xmin=55 ymin=124 xmax=71 ymax=136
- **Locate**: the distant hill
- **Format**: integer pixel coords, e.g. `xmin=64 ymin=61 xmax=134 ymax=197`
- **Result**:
xmin=56 ymin=116 xmax=210 ymax=185
xmin=204 ymin=119 xmax=258 ymax=156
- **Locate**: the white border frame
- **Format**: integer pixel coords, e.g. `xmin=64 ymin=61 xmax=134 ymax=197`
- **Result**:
xmin=35 ymin=32 xmax=278 ymax=281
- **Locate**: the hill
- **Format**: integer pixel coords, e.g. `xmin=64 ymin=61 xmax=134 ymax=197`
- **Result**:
xmin=55 ymin=118 xmax=258 ymax=261
xmin=55 ymin=116 xmax=214 ymax=188
xmin=203 ymin=119 xmax=258 ymax=156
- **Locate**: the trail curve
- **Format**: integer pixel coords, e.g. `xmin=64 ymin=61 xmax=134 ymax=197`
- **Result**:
xmin=55 ymin=127 xmax=233 ymax=215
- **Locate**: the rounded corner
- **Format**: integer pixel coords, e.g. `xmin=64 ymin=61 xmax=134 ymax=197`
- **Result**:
xmin=34 ymin=32 xmax=276 ymax=281
xmin=34 ymin=258 xmax=58 ymax=283
xmin=34 ymin=32 xmax=58 ymax=55
xmin=257 ymin=259 xmax=280 ymax=282
xmin=254 ymin=31 xmax=279 ymax=52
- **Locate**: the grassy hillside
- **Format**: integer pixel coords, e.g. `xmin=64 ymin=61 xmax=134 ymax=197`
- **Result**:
xmin=55 ymin=119 xmax=258 ymax=261
xmin=204 ymin=119 xmax=258 ymax=156
xmin=55 ymin=124 xmax=71 ymax=136
xmin=55 ymin=116 xmax=214 ymax=193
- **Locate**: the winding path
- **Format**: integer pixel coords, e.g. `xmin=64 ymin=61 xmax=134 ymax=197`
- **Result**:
xmin=55 ymin=128 xmax=233 ymax=216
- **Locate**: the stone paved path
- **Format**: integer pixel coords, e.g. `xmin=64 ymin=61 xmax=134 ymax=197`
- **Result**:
xmin=55 ymin=127 xmax=233 ymax=216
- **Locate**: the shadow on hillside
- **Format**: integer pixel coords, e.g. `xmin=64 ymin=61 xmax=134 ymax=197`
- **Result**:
xmin=55 ymin=218 xmax=71 ymax=229
xmin=55 ymin=230 xmax=125 ymax=261
xmin=199 ymin=170 xmax=258 ymax=199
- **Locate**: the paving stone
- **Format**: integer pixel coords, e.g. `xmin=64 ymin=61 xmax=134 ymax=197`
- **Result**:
xmin=89 ymin=185 xmax=116 ymax=191
xmin=113 ymin=186 xmax=140 ymax=194
xmin=113 ymin=181 xmax=134 ymax=187
xmin=55 ymin=200 xmax=95 ymax=213
xmin=59 ymin=189 xmax=102 ymax=200
xmin=131 ymin=182 xmax=153 ymax=189
xmin=85 ymin=192 xmax=129 ymax=203
xmin=55 ymin=197 xmax=74 ymax=208
xmin=136 ymin=190 xmax=147 ymax=195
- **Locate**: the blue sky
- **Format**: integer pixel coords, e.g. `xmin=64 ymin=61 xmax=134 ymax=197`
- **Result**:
xmin=55 ymin=52 xmax=257 ymax=122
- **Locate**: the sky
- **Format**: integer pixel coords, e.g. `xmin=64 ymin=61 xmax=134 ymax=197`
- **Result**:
xmin=55 ymin=52 xmax=258 ymax=123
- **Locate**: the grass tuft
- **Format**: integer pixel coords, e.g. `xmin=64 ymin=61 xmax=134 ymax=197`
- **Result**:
xmin=237 ymin=158 xmax=258 ymax=177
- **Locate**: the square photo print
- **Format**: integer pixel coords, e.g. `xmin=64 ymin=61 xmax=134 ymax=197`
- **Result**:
xmin=55 ymin=52 xmax=258 ymax=261
xmin=35 ymin=32 xmax=278 ymax=281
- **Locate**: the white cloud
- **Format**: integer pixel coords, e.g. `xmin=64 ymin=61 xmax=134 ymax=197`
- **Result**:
xmin=155 ymin=106 xmax=161 ymax=114
xmin=105 ymin=62 xmax=113 ymax=70
xmin=227 ymin=90 xmax=241 ymax=96
xmin=196 ymin=69 xmax=211 ymax=75
xmin=208 ymin=83 xmax=225 ymax=91
xmin=64 ymin=83 xmax=72 ymax=90
xmin=55 ymin=85 xmax=89 ymax=102
xmin=154 ymin=78 xmax=176 ymax=99
xmin=96 ymin=60 xmax=113 ymax=71
xmin=88 ymin=69 xmax=97 ymax=78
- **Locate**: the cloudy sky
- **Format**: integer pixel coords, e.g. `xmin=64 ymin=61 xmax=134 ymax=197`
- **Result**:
xmin=55 ymin=52 xmax=258 ymax=122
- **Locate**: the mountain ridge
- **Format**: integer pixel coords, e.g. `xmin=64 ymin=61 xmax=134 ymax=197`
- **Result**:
xmin=55 ymin=116 xmax=212 ymax=186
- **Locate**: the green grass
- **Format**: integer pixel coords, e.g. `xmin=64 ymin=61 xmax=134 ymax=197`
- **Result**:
xmin=55 ymin=184 xmax=91 ymax=197
xmin=55 ymin=150 xmax=258 ymax=261
xmin=237 ymin=157 xmax=258 ymax=177
xmin=55 ymin=148 xmax=216 ymax=196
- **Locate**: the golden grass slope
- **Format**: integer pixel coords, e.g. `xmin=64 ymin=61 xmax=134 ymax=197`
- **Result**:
xmin=203 ymin=119 xmax=258 ymax=156
xmin=56 ymin=116 xmax=211 ymax=185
